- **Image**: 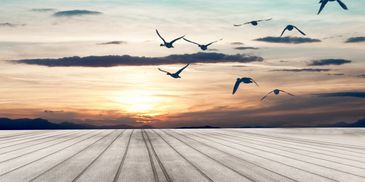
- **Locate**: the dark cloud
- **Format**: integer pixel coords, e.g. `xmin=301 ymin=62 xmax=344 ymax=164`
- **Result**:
xmin=357 ymin=74 xmax=365 ymax=78
xmin=231 ymin=42 xmax=244 ymax=45
xmin=327 ymin=73 xmax=345 ymax=76
xmin=31 ymin=8 xmax=56 ymax=12
xmin=234 ymin=46 xmax=258 ymax=50
xmin=345 ymin=37 xmax=365 ymax=43
xmin=255 ymin=36 xmax=321 ymax=44
xmin=54 ymin=10 xmax=102 ymax=17
xmin=0 ymin=23 xmax=25 ymax=27
xmin=308 ymin=59 xmax=351 ymax=66
xmin=98 ymin=41 xmax=127 ymax=45
xmin=15 ymin=52 xmax=264 ymax=67
xmin=272 ymin=68 xmax=331 ymax=72
xmin=317 ymin=92 xmax=365 ymax=98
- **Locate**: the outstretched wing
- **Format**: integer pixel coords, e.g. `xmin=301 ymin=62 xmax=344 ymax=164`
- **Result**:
xmin=206 ymin=38 xmax=223 ymax=46
xmin=294 ymin=26 xmax=306 ymax=36
xmin=261 ymin=90 xmax=274 ymax=101
xmin=156 ymin=29 xmax=166 ymax=43
xmin=170 ymin=35 xmax=185 ymax=44
xmin=257 ymin=18 xmax=272 ymax=22
xmin=175 ymin=64 xmax=189 ymax=75
xmin=232 ymin=79 xmax=241 ymax=95
xmin=183 ymin=38 xmax=200 ymax=46
xmin=251 ymin=78 xmax=259 ymax=87
xmin=158 ymin=68 xmax=169 ymax=74
xmin=280 ymin=26 xmax=288 ymax=37
xmin=336 ymin=0 xmax=348 ymax=10
xmin=279 ymin=90 xmax=295 ymax=96
xmin=317 ymin=0 xmax=328 ymax=14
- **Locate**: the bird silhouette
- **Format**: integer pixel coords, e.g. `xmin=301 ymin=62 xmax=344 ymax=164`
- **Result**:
xmin=280 ymin=25 xmax=306 ymax=37
xmin=318 ymin=0 xmax=348 ymax=15
xmin=158 ymin=64 xmax=190 ymax=79
xmin=232 ymin=77 xmax=259 ymax=95
xmin=156 ymin=29 xmax=185 ymax=48
xmin=234 ymin=18 xmax=272 ymax=27
xmin=261 ymin=89 xmax=295 ymax=101
xmin=183 ymin=38 xmax=223 ymax=51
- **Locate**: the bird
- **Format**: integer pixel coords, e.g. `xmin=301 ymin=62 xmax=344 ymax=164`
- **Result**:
xmin=280 ymin=25 xmax=306 ymax=37
xmin=234 ymin=18 xmax=272 ymax=27
xmin=317 ymin=0 xmax=348 ymax=15
xmin=158 ymin=64 xmax=190 ymax=79
xmin=183 ymin=38 xmax=223 ymax=51
xmin=261 ymin=89 xmax=295 ymax=101
xmin=156 ymin=29 xmax=185 ymax=48
xmin=232 ymin=77 xmax=259 ymax=95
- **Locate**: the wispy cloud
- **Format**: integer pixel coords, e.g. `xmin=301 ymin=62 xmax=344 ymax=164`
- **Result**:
xmin=15 ymin=52 xmax=264 ymax=67
xmin=272 ymin=68 xmax=331 ymax=72
xmin=53 ymin=10 xmax=102 ymax=17
xmin=0 ymin=23 xmax=25 ymax=27
xmin=308 ymin=59 xmax=351 ymax=66
xmin=255 ymin=36 xmax=321 ymax=44
xmin=98 ymin=41 xmax=127 ymax=45
xmin=345 ymin=37 xmax=365 ymax=43
xmin=31 ymin=8 xmax=56 ymax=12
xmin=317 ymin=92 xmax=365 ymax=98
xmin=234 ymin=46 xmax=258 ymax=50
xmin=231 ymin=42 xmax=244 ymax=45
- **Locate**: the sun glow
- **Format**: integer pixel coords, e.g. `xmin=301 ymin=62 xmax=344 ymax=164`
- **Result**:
xmin=112 ymin=90 xmax=164 ymax=116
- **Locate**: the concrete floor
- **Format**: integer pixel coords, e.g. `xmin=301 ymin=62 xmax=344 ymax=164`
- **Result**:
xmin=0 ymin=128 xmax=365 ymax=182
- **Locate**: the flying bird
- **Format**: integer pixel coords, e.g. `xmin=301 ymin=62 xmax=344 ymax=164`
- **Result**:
xmin=317 ymin=0 xmax=348 ymax=15
xmin=156 ymin=29 xmax=185 ymax=48
xmin=183 ymin=38 xmax=223 ymax=50
xmin=158 ymin=64 xmax=190 ymax=79
xmin=234 ymin=18 xmax=272 ymax=27
xmin=261 ymin=89 xmax=295 ymax=101
xmin=232 ymin=77 xmax=259 ymax=95
xmin=280 ymin=25 xmax=306 ymax=37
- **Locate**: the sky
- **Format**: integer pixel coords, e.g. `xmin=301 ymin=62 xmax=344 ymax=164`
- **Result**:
xmin=0 ymin=0 xmax=365 ymax=128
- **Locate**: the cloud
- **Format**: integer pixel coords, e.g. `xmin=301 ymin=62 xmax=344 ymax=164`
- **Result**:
xmin=317 ymin=92 xmax=365 ymax=98
xmin=345 ymin=37 xmax=365 ymax=43
xmin=234 ymin=46 xmax=258 ymax=50
xmin=31 ymin=8 xmax=56 ymax=12
xmin=308 ymin=59 xmax=351 ymax=66
xmin=14 ymin=52 xmax=264 ymax=67
xmin=0 ymin=23 xmax=25 ymax=27
xmin=272 ymin=68 xmax=331 ymax=72
xmin=255 ymin=36 xmax=321 ymax=44
xmin=98 ymin=41 xmax=127 ymax=45
xmin=231 ymin=42 xmax=244 ymax=45
xmin=357 ymin=74 xmax=365 ymax=78
xmin=54 ymin=10 xmax=102 ymax=17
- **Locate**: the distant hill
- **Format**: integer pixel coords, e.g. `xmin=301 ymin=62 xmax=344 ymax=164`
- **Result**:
xmin=177 ymin=125 xmax=221 ymax=129
xmin=0 ymin=118 xmax=153 ymax=130
xmin=239 ymin=118 xmax=365 ymax=128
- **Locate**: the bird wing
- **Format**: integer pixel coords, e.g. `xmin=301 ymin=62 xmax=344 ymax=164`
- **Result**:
xmin=280 ymin=26 xmax=288 ymax=37
xmin=183 ymin=38 xmax=200 ymax=46
xmin=206 ymin=38 xmax=223 ymax=46
xmin=317 ymin=0 xmax=328 ymax=14
xmin=336 ymin=0 xmax=348 ymax=10
xmin=251 ymin=78 xmax=259 ymax=87
xmin=170 ymin=35 xmax=185 ymax=44
xmin=294 ymin=26 xmax=306 ymax=36
xmin=156 ymin=29 xmax=167 ymax=43
xmin=257 ymin=18 xmax=272 ymax=22
xmin=158 ymin=68 xmax=169 ymax=74
xmin=175 ymin=64 xmax=189 ymax=75
xmin=279 ymin=90 xmax=295 ymax=96
xmin=261 ymin=90 xmax=274 ymax=101
xmin=232 ymin=79 xmax=241 ymax=95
